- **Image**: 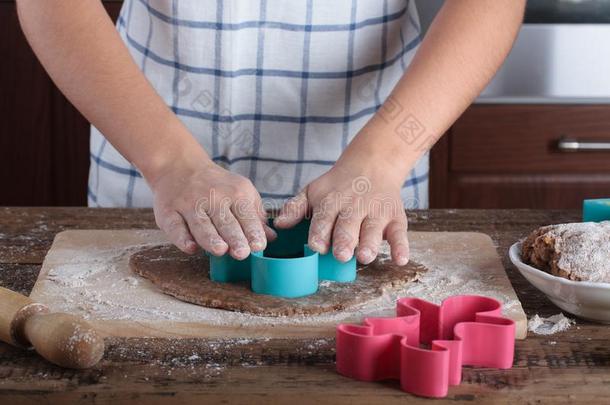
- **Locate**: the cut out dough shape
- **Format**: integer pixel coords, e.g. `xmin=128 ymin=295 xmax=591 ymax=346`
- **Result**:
xmin=129 ymin=245 xmax=427 ymax=317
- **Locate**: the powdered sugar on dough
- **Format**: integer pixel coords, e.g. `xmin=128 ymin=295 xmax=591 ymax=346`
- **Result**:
xmin=549 ymin=222 xmax=609 ymax=282
xmin=35 ymin=231 xmax=521 ymax=329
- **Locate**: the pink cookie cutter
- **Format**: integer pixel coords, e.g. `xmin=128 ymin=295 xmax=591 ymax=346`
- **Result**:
xmin=336 ymin=295 xmax=515 ymax=398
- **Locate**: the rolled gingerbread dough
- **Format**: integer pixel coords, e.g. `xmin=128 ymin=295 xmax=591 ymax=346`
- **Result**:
xmin=129 ymin=245 xmax=427 ymax=317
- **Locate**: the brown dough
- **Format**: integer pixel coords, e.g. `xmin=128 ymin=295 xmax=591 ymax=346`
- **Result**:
xmin=129 ymin=245 xmax=427 ymax=317
xmin=521 ymin=221 xmax=610 ymax=283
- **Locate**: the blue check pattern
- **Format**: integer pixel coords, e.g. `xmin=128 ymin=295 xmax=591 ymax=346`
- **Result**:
xmin=88 ymin=0 xmax=429 ymax=209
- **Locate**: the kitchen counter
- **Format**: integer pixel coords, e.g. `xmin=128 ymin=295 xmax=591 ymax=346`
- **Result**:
xmin=0 ymin=207 xmax=609 ymax=404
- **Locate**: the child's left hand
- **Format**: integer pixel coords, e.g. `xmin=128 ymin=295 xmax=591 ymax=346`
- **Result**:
xmin=274 ymin=162 xmax=409 ymax=266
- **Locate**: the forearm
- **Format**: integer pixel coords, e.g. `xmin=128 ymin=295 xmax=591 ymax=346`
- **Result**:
xmin=16 ymin=0 xmax=208 ymax=183
xmin=338 ymin=0 xmax=525 ymax=183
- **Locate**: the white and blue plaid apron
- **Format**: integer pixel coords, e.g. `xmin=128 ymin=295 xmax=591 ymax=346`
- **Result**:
xmin=88 ymin=0 xmax=429 ymax=209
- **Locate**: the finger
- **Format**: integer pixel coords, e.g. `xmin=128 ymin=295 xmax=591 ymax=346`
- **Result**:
xmin=257 ymin=199 xmax=270 ymax=223
xmin=308 ymin=193 xmax=340 ymax=254
xmin=155 ymin=209 xmax=198 ymax=254
xmin=274 ymin=190 xmax=308 ymax=229
xmin=209 ymin=203 xmax=251 ymax=260
xmin=385 ymin=219 xmax=410 ymax=266
xmin=332 ymin=208 xmax=365 ymax=262
xmin=251 ymin=193 xmax=277 ymax=242
xmin=356 ymin=216 xmax=385 ymax=264
xmin=182 ymin=208 xmax=228 ymax=256
xmin=264 ymin=223 xmax=278 ymax=242
xmin=232 ymin=200 xmax=267 ymax=252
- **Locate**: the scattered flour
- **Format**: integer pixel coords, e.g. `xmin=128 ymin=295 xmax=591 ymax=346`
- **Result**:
xmin=528 ymin=313 xmax=575 ymax=335
xmin=34 ymin=231 xmax=523 ymax=332
xmin=123 ymin=276 xmax=139 ymax=286
xmin=47 ymin=263 xmax=109 ymax=288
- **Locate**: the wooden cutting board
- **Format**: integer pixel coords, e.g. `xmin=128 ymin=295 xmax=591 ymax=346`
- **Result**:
xmin=29 ymin=230 xmax=527 ymax=339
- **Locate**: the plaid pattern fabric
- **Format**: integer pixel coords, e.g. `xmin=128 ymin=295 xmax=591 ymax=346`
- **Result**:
xmin=88 ymin=0 xmax=429 ymax=209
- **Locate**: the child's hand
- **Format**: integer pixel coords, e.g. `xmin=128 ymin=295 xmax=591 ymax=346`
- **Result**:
xmin=150 ymin=159 xmax=276 ymax=260
xmin=274 ymin=163 xmax=409 ymax=266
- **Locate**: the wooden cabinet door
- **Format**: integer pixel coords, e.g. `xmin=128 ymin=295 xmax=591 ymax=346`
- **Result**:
xmin=430 ymin=105 xmax=610 ymax=209
xmin=0 ymin=1 xmax=122 ymax=206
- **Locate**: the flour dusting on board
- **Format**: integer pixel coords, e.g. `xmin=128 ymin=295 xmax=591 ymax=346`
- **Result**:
xmin=33 ymin=230 xmax=523 ymax=331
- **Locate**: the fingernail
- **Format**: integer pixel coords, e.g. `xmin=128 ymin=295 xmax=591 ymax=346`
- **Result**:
xmin=209 ymin=238 xmax=228 ymax=255
xmin=250 ymin=239 xmax=266 ymax=252
xmin=232 ymin=245 xmax=250 ymax=260
xmin=213 ymin=245 xmax=228 ymax=256
xmin=358 ymin=247 xmax=375 ymax=263
xmin=310 ymin=238 xmax=327 ymax=254
xmin=211 ymin=237 xmax=227 ymax=246
xmin=265 ymin=229 xmax=278 ymax=242
xmin=334 ymin=248 xmax=351 ymax=263
xmin=185 ymin=240 xmax=197 ymax=252
xmin=396 ymin=255 xmax=409 ymax=266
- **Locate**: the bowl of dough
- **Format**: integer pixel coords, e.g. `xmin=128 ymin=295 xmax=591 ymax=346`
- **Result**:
xmin=509 ymin=221 xmax=610 ymax=323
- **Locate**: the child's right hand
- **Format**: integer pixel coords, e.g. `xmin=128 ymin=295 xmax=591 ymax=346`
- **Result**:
xmin=149 ymin=157 xmax=276 ymax=260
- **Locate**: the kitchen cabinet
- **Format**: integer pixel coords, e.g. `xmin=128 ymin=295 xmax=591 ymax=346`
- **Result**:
xmin=0 ymin=0 xmax=122 ymax=206
xmin=430 ymin=105 xmax=610 ymax=209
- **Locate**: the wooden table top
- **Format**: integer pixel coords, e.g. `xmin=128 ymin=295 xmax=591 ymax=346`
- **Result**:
xmin=1 ymin=207 xmax=608 ymax=404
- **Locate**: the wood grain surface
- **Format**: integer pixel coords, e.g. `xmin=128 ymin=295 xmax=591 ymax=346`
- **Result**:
xmin=1 ymin=208 xmax=609 ymax=404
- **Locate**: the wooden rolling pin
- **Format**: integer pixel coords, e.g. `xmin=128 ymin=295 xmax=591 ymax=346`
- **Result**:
xmin=0 ymin=286 xmax=104 ymax=368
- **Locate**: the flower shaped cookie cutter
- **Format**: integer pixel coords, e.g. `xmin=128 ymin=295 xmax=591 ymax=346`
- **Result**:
xmin=336 ymin=295 xmax=515 ymax=398
xmin=208 ymin=220 xmax=357 ymax=298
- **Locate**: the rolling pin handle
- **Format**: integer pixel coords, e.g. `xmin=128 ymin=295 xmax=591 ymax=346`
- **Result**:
xmin=10 ymin=303 xmax=50 ymax=347
xmin=0 ymin=285 xmax=39 ymax=346
xmin=0 ymin=286 xmax=104 ymax=369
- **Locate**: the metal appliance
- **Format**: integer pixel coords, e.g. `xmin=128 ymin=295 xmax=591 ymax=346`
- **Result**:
xmin=480 ymin=0 xmax=610 ymax=103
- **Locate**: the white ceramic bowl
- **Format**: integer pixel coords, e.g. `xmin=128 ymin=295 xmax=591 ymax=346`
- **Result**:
xmin=509 ymin=242 xmax=610 ymax=323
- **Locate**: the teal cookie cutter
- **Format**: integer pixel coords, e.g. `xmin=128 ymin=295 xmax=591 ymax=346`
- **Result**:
xmin=583 ymin=198 xmax=610 ymax=222
xmin=208 ymin=219 xmax=357 ymax=298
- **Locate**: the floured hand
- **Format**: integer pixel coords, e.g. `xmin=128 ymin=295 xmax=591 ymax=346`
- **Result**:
xmin=274 ymin=163 xmax=409 ymax=266
xmin=150 ymin=158 xmax=276 ymax=260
